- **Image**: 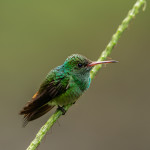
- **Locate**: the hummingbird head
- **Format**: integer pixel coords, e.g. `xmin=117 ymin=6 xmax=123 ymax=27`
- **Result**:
xmin=63 ymin=54 xmax=118 ymax=77
xmin=63 ymin=54 xmax=92 ymax=76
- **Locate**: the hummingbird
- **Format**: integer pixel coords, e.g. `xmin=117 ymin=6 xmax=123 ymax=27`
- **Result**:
xmin=20 ymin=54 xmax=117 ymax=126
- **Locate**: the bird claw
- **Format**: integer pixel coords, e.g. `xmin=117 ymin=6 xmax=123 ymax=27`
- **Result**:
xmin=57 ymin=106 xmax=66 ymax=115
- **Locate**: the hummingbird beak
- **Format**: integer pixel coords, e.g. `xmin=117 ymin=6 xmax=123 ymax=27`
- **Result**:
xmin=88 ymin=60 xmax=118 ymax=67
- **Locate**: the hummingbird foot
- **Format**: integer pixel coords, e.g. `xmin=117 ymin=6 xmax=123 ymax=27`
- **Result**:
xmin=57 ymin=106 xmax=66 ymax=115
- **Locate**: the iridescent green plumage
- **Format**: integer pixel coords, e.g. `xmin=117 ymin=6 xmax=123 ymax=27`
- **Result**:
xmin=20 ymin=54 xmax=117 ymax=126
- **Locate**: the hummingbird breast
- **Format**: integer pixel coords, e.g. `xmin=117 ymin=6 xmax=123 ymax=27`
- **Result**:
xmin=50 ymin=84 xmax=82 ymax=106
xmin=49 ymin=75 xmax=91 ymax=106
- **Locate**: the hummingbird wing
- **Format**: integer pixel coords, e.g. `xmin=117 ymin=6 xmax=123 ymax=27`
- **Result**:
xmin=20 ymin=69 xmax=70 ymax=122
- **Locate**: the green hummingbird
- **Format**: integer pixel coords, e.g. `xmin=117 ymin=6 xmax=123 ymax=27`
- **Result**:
xmin=20 ymin=54 xmax=117 ymax=126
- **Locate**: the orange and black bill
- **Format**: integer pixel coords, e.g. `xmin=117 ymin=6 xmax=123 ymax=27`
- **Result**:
xmin=88 ymin=60 xmax=118 ymax=66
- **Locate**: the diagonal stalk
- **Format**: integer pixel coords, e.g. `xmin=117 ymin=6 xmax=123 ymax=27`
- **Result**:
xmin=26 ymin=0 xmax=146 ymax=149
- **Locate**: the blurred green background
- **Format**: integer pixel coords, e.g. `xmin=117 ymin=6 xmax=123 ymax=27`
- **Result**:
xmin=0 ymin=0 xmax=149 ymax=150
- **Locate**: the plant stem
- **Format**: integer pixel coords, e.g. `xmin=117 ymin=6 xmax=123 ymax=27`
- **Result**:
xmin=90 ymin=0 xmax=146 ymax=79
xmin=26 ymin=0 xmax=146 ymax=149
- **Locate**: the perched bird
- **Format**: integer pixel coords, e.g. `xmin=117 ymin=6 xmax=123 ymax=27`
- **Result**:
xmin=20 ymin=54 xmax=117 ymax=126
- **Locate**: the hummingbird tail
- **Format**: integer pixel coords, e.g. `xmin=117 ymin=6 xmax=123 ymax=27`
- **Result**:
xmin=22 ymin=104 xmax=54 ymax=127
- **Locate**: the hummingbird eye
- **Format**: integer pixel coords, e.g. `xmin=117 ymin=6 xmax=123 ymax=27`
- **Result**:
xmin=77 ymin=63 xmax=83 ymax=68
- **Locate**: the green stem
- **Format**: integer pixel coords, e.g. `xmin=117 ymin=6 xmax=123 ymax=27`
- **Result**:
xmin=90 ymin=0 xmax=146 ymax=79
xmin=26 ymin=0 xmax=146 ymax=149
